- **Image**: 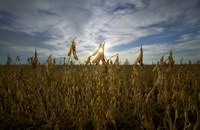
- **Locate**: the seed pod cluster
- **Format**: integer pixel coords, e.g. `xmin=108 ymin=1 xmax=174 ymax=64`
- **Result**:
xmin=68 ymin=37 xmax=79 ymax=60
xmin=32 ymin=49 xmax=39 ymax=68
xmin=134 ymin=45 xmax=143 ymax=67
xmin=91 ymin=42 xmax=105 ymax=65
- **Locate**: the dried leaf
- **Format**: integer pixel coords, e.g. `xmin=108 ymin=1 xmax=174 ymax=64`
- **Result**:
xmin=134 ymin=45 xmax=143 ymax=67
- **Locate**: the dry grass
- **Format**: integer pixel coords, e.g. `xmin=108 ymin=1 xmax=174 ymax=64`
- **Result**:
xmin=0 ymin=64 xmax=200 ymax=129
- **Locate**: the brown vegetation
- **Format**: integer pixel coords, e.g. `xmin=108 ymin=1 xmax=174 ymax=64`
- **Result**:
xmin=0 ymin=64 xmax=200 ymax=129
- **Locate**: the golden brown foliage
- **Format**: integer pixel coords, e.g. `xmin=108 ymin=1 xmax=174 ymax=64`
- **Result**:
xmin=68 ymin=37 xmax=78 ymax=60
xmin=114 ymin=54 xmax=119 ymax=65
xmin=1 ymin=45 xmax=200 ymax=129
xmin=92 ymin=42 xmax=106 ymax=65
xmin=32 ymin=49 xmax=39 ymax=68
xmin=134 ymin=45 xmax=143 ymax=67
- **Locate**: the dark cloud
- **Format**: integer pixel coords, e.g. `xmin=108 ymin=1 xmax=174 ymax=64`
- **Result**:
xmin=105 ymin=2 xmax=138 ymax=15
xmin=0 ymin=10 xmax=17 ymax=28
xmin=37 ymin=9 xmax=58 ymax=16
xmin=0 ymin=28 xmax=57 ymax=49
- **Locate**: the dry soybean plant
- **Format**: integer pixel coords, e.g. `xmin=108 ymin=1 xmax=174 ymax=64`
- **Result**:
xmin=0 ymin=47 xmax=200 ymax=129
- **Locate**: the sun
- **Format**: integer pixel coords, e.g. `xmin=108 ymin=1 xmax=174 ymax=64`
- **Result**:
xmin=99 ymin=48 xmax=103 ymax=53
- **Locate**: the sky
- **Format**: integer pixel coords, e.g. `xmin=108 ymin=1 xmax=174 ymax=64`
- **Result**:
xmin=0 ymin=0 xmax=200 ymax=64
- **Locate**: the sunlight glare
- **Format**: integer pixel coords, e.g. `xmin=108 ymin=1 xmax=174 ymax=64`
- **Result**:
xmin=99 ymin=48 xmax=103 ymax=53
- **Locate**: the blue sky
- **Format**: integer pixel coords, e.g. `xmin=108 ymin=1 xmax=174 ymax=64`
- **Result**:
xmin=0 ymin=0 xmax=200 ymax=64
